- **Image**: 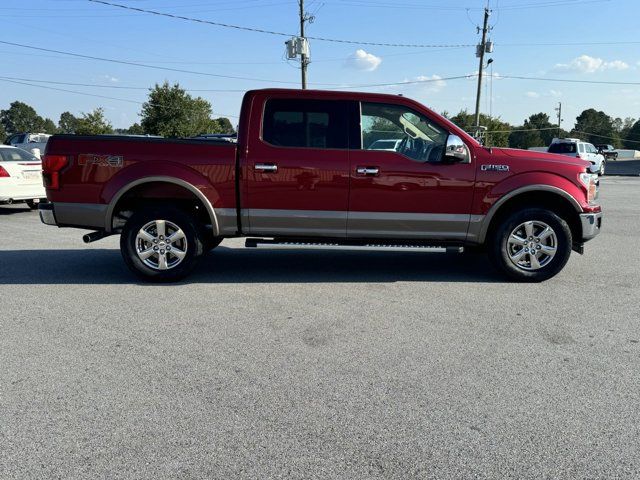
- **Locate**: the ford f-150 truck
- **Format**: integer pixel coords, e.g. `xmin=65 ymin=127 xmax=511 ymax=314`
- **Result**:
xmin=39 ymin=89 xmax=602 ymax=282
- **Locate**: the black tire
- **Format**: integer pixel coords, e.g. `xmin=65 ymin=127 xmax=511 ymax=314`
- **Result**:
xmin=120 ymin=206 xmax=204 ymax=282
xmin=25 ymin=200 xmax=38 ymax=210
xmin=488 ymin=208 xmax=572 ymax=282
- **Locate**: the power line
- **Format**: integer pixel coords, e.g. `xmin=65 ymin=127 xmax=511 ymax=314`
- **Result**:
xmin=88 ymin=0 xmax=474 ymax=48
xmin=0 ymin=39 xmax=303 ymax=85
xmin=0 ymin=73 xmax=476 ymax=92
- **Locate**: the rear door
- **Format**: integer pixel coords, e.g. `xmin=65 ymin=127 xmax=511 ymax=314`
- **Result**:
xmin=243 ymin=97 xmax=352 ymax=237
xmin=347 ymin=101 xmax=476 ymax=240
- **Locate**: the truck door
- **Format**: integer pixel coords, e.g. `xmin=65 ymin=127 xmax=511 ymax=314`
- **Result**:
xmin=243 ymin=97 xmax=351 ymax=237
xmin=347 ymin=101 xmax=476 ymax=241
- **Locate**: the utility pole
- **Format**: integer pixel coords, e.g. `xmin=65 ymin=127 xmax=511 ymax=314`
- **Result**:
xmin=555 ymin=102 xmax=563 ymax=137
xmin=299 ymin=0 xmax=309 ymax=89
xmin=473 ymin=6 xmax=491 ymax=139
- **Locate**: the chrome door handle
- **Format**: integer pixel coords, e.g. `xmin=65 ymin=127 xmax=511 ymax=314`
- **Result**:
xmin=255 ymin=163 xmax=278 ymax=173
xmin=356 ymin=166 xmax=379 ymax=176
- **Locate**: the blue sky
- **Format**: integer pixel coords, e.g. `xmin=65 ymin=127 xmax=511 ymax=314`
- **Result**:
xmin=1 ymin=0 xmax=639 ymax=130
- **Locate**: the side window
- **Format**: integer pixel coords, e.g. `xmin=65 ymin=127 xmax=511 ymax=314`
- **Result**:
xmin=578 ymin=143 xmax=585 ymax=153
xmin=262 ymin=98 xmax=348 ymax=149
xmin=361 ymin=102 xmax=448 ymax=163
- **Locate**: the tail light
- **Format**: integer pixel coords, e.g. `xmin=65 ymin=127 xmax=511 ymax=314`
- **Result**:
xmin=42 ymin=155 xmax=69 ymax=189
xmin=0 ymin=165 xmax=9 ymax=177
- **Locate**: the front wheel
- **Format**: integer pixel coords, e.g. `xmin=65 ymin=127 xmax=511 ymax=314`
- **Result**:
xmin=599 ymin=161 xmax=606 ymax=176
xmin=488 ymin=208 xmax=572 ymax=282
xmin=120 ymin=207 xmax=204 ymax=282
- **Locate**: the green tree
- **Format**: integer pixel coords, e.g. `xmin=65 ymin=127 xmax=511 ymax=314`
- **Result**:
xmin=75 ymin=108 xmax=113 ymax=135
xmin=209 ymin=117 xmax=235 ymax=134
xmin=58 ymin=111 xmax=79 ymax=133
xmin=526 ymin=112 xmax=557 ymax=146
xmin=42 ymin=118 xmax=58 ymax=134
xmin=572 ymin=108 xmax=616 ymax=146
xmin=508 ymin=123 xmax=544 ymax=150
xmin=0 ymin=123 xmax=6 ymax=143
xmin=449 ymin=110 xmax=511 ymax=147
xmin=0 ymin=101 xmax=49 ymax=135
xmin=126 ymin=122 xmax=145 ymax=135
xmin=141 ymin=82 xmax=216 ymax=137
xmin=623 ymin=120 xmax=640 ymax=150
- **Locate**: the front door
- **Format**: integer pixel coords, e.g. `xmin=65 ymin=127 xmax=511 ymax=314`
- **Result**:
xmin=244 ymin=97 xmax=351 ymax=237
xmin=347 ymin=101 xmax=476 ymax=241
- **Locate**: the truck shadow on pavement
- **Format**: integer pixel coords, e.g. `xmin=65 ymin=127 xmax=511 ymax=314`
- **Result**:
xmin=0 ymin=247 xmax=503 ymax=284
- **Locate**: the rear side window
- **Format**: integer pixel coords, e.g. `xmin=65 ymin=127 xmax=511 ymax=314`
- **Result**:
xmin=549 ymin=143 xmax=577 ymax=154
xmin=262 ymin=98 xmax=349 ymax=149
xmin=0 ymin=148 xmax=37 ymax=162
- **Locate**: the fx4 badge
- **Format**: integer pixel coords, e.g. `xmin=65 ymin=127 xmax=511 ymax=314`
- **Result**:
xmin=78 ymin=154 xmax=123 ymax=168
xmin=481 ymin=164 xmax=509 ymax=172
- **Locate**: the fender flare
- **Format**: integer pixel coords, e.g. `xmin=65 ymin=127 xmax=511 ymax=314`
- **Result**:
xmin=105 ymin=176 xmax=220 ymax=236
xmin=477 ymin=184 xmax=583 ymax=243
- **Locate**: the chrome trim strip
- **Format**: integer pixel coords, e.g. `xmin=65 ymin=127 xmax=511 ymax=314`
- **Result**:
xmin=243 ymin=209 xmax=475 ymax=240
xmin=244 ymin=209 xmax=347 ymax=237
xmin=347 ymin=211 xmax=471 ymax=239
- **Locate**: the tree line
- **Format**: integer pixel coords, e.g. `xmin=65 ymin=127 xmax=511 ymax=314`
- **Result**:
xmin=0 ymin=82 xmax=235 ymax=141
xmin=443 ymin=109 xmax=639 ymax=150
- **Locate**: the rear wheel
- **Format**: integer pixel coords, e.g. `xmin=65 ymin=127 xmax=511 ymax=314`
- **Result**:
xmin=25 ymin=199 xmax=40 ymax=210
xmin=120 ymin=207 xmax=204 ymax=282
xmin=488 ymin=208 xmax=572 ymax=282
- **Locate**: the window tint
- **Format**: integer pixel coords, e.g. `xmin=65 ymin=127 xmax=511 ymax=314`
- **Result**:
xmin=0 ymin=148 xmax=37 ymax=162
xmin=262 ymin=99 xmax=348 ymax=149
xmin=361 ymin=102 xmax=448 ymax=163
xmin=549 ymin=142 xmax=577 ymax=154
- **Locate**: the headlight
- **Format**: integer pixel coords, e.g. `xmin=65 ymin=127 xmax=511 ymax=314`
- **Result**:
xmin=578 ymin=172 xmax=598 ymax=203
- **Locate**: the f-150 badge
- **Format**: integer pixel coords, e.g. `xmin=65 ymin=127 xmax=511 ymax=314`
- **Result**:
xmin=481 ymin=164 xmax=509 ymax=172
xmin=78 ymin=154 xmax=123 ymax=167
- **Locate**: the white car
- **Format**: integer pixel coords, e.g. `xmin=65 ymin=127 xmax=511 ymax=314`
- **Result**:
xmin=367 ymin=138 xmax=403 ymax=151
xmin=5 ymin=132 xmax=51 ymax=159
xmin=0 ymin=146 xmax=47 ymax=209
xmin=548 ymin=138 xmax=606 ymax=175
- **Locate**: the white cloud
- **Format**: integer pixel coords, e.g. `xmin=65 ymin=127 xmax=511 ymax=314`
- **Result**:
xmin=345 ymin=49 xmax=382 ymax=72
xmin=525 ymin=90 xmax=562 ymax=99
xmin=554 ymin=55 xmax=629 ymax=73
xmin=414 ymin=74 xmax=446 ymax=92
xmin=604 ymin=60 xmax=629 ymax=71
xmin=101 ymin=74 xmax=119 ymax=83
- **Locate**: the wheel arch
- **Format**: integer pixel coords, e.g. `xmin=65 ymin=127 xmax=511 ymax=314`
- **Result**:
xmin=478 ymin=185 xmax=583 ymax=244
xmin=105 ymin=176 xmax=219 ymax=236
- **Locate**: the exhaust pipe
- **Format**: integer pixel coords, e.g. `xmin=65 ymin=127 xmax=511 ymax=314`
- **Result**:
xmin=83 ymin=231 xmax=112 ymax=244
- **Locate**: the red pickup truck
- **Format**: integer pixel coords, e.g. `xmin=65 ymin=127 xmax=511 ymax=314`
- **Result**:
xmin=39 ymin=88 xmax=602 ymax=282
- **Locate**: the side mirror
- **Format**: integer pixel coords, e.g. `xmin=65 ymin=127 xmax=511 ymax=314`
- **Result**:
xmin=444 ymin=134 xmax=470 ymax=163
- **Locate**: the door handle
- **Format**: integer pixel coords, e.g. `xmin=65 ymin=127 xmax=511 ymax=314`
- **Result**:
xmin=356 ymin=166 xmax=380 ymax=176
xmin=255 ymin=163 xmax=278 ymax=173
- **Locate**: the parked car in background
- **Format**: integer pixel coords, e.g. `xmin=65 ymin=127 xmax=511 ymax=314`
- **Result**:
xmin=0 ymin=146 xmax=46 ymax=209
xmin=548 ymin=138 xmax=605 ymax=175
xmin=595 ymin=144 xmax=618 ymax=161
xmin=367 ymin=138 xmax=403 ymax=151
xmin=5 ymin=132 xmax=51 ymax=159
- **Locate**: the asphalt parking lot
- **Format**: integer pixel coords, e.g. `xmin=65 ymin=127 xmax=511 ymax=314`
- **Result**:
xmin=1 ymin=176 xmax=639 ymax=479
